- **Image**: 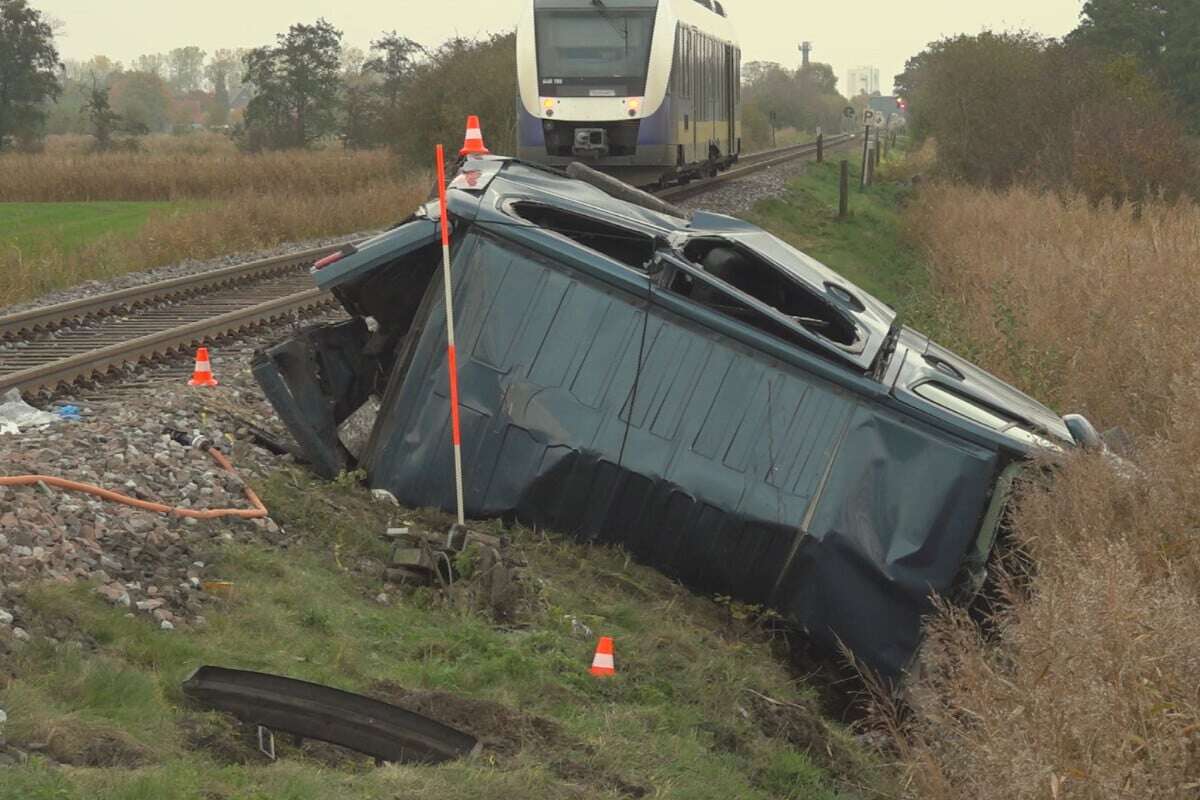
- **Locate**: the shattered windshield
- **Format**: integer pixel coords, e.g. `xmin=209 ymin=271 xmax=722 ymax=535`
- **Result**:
xmin=535 ymin=7 xmax=656 ymax=95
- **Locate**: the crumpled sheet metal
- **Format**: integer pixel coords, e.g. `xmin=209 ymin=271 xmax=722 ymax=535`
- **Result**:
xmin=350 ymin=232 xmax=998 ymax=677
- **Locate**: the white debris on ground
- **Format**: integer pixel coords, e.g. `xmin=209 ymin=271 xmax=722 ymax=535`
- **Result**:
xmin=0 ymin=330 xmax=316 ymax=657
xmin=0 ymin=390 xmax=58 ymax=435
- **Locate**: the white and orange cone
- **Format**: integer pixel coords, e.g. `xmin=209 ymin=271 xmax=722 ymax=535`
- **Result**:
xmin=188 ymin=346 xmax=219 ymax=387
xmin=589 ymin=636 xmax=616 ymax=677
xmin=459 ymin=115 xmax=490 ymax=157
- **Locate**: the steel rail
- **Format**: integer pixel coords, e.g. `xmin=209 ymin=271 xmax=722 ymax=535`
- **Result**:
xmin=0 ymin=242 xmax=344 ymax=341
xmin=656 ymin=133 xmax=856 ymax=201
xmin=0 ymin=289 xmax=331 ymax=396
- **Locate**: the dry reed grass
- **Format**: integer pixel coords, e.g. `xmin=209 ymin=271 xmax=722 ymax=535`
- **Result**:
xmin=907 ymin=185 xmax=1200 ymax=437
xmin=884 ymin=185 xmax=1200 ymax=799
xmin=0 ymin=147 xmax=406 ymax=202
xmin=39 ymin=132 xmax=242 ymax=157
xmin=0 ymin=176 xmax=429 ymax=305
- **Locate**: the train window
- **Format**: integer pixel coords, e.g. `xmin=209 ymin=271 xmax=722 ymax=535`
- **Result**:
xmin=534 ymin=7 xmax=657 ymax=97
xmin=676 ymin=238 xmax=860 ymax=348
xmin=510 ymin=202 xmax=657 ymax=271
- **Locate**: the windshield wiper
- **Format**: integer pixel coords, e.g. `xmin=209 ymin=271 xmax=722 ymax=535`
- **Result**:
xmin=871 ymin=319 xmax=902 ymax=381
xmin=591 ymin=0 xmax=630 ymax=52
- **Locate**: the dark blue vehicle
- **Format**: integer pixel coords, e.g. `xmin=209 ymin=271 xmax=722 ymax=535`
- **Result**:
xmin=255 ymin=155 xmax=1098 ymax=678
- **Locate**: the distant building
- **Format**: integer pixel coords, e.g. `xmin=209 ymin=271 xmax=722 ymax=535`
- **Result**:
xmin=846 ymin=65 xmax=880 ymax=97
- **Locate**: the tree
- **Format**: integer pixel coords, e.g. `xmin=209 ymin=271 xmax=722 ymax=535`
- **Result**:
xmin=65 ymin=55 xmax=121 ymax=84
xmin=896 ymin=31 xmax=1194 ymax=201
xmin=133 ymin=52 xmax=167 ymax=78
xmin=242 ymin=19 xmax=343 ymax=149
xmin=386 ymin=33 xmax=516 ymax=158
xmin=366 ymin=32 xmax=422 ymax=114
xmin=168 ymin=46 xmax=206 ymax=93
xmin=1072 ymin=1 xmax=1200 ymax=128
xmin=204 ymin=49 xmax=246 ymax=127
xmin=739 ymin=59 xmax=848 ymax=149
xmin=0 ymin=0 xmax=62 ymax=150
xmin=83 ymin=78 xmax=120 ymax=150
xmin=110 ymin=70 xmax=170 ymax=132
xmin=797 ymin=62 xmax=837 ymax=95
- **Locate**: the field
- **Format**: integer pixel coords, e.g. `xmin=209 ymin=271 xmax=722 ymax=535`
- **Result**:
xmin=0 ymin=137 xmax=428 ymax=308
xmin=1 ymin=202 xmax=173 ymax=257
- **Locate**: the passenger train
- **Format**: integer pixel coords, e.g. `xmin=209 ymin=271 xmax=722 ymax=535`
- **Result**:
xmin=517 ymin=0 xmax=742 ymax=186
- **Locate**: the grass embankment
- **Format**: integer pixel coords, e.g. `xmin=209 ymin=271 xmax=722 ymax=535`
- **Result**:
xmin=0 ymin=145 xmax=428 ymax=308
xmin=0 ymin=469 xmax=883 ymax=800
xmin=743 ymin=143 xmax=948 ymax=336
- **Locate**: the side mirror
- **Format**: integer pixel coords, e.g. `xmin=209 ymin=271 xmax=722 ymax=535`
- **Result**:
xmin=1063 ymin=414 xmax=1102 ymax=451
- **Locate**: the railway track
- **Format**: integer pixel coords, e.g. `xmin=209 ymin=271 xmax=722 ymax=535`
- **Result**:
xmin=0 ymin=135 xmax=854 ymax=398
xmin=657 ymin=132 xmax=855 ymax=201
xmin=0 ymin=245 xmax=344 ymax=397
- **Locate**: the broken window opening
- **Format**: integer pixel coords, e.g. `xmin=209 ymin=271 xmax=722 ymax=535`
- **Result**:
xmin=678 ymin=238 xmax=859 ymax=347
xmin=331 ymin=242 xmax=441 ymax=337
xmin=510 ymin=202 xmax=658 ymax=271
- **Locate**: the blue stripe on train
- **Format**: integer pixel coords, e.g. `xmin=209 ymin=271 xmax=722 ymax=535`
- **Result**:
xmin=518 ymin=103 xmax=545 ymax=148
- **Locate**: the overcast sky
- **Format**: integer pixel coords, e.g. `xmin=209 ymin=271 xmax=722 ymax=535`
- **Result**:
xmin=38 ymin=0 xmax=1086 ymax=94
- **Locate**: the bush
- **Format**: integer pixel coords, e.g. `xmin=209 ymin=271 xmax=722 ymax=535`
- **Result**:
xmin=898 ymin=33 xmax=1196 ymax=203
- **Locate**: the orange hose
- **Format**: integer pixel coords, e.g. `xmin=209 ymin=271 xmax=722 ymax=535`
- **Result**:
xmin=0 ymin=447 xmax=268 ymax=520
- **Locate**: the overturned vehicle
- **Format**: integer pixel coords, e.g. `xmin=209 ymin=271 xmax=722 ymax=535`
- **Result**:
xmin=254 ymin=156 xmax=1098 ymax=678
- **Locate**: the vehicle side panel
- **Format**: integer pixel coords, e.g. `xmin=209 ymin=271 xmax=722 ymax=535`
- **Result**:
xmin=362 ymin=229 xmax=999 ymax=677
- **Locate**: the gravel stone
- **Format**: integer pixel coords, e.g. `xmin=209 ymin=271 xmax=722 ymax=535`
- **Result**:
xmin=0 ymin=311 xmax=339 ymax=640
xmin=676 ymin=143 xmax=857 ymax=218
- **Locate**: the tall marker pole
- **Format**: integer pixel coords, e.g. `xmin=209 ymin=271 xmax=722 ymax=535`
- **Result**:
xmin=435 ymin=144 xmax=466 ymax=526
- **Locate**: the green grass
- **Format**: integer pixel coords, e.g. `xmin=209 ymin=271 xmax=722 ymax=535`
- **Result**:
xmin=0 ymin=468 xmax=883 ymax=800
xmin=0 ymin=201 xmax=175 ymax=258
xmin=745 ymin=158 xmax=921 ymax=306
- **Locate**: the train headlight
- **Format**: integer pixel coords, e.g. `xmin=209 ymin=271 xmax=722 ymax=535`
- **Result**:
xmin=627 ymin=98 xmax=640 ymax=117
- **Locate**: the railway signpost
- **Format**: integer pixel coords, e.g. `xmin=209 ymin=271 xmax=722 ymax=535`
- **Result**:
xmin=860 ymin=125 xmax=872 ymax=189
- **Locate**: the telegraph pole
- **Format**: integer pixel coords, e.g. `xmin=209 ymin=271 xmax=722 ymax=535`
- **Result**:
xmin=799 ymin=41 xmax=812 ymax=68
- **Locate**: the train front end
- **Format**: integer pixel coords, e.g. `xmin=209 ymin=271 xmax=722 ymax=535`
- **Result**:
xmin=517 ymin=0 xmax=674 ymax=186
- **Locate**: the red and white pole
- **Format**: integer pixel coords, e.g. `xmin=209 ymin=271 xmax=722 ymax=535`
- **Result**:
xmin=435 ymin=144 xmax=466 ymax=526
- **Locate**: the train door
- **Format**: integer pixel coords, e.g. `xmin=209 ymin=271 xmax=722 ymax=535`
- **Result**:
xmin=725 ymin=44 xmax=738 ymax=157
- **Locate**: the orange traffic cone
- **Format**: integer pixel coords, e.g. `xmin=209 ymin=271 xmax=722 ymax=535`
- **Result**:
xmin=589 ymin=636 xmax=615 ymax=677
xmin=188 ymin=347 xmax=219 ymax=387
xmin=459 ymin=115 xmax=490 ymax=157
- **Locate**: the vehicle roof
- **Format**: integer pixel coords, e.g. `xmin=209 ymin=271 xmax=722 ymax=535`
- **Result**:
xmin=453 ymin=157 xmax=895 ymax=373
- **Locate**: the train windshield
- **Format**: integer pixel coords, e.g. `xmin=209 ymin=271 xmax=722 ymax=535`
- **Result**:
xmin=535 ymin=7 xmax=656 ymax=96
